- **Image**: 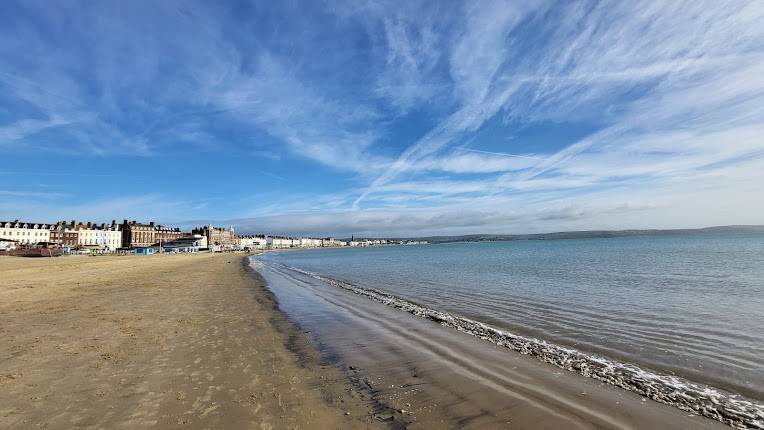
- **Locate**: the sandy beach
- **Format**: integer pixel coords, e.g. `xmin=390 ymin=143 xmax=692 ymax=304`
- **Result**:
xmin=0 ymin=254 xmax=376 ymax=429
xmin=0 ymin=252 xmax=741 ymax=430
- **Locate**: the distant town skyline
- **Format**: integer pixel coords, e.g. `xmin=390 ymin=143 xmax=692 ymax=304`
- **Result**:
xmin=2 ymin=1 xmax=763 ymax=237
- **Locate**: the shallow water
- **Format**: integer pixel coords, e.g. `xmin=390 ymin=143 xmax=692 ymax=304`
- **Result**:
xmin=258 ymin=232 xmax=764 ymax=401
xmin=252 ymin=258 xmax=731 ymax=429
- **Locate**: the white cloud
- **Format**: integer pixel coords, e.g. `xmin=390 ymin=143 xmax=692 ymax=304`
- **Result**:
xmin=354 ymin=0 xmax=764 ymax=230
xmin=197 ymin=52 xmax=391 ymax=173
xmin=0 ymin=117 xmax=67 ymax=143
xmin=354 ymin=1 xmax=543 ymax=206
xmin=375 ymin=12 xmax=442 ymax=111
xmin=223 ymin=155 xmax=764 ymax=237
xmin=417 ymin=150 xmax=538 ymax=174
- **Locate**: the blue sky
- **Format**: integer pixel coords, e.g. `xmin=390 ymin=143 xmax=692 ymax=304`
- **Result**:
xmin=1 ymin=0 xmax=763 ymax=236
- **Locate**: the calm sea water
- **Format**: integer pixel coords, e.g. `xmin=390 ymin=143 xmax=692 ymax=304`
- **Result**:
xmin=259 ymin=232 xmax=764 ymax=400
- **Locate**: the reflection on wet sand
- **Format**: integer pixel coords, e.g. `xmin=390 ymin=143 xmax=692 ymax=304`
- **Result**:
xmin=256 ymin=259 xmax=730 ymax=430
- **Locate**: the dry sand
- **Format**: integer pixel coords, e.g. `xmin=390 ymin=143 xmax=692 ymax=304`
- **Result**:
xmin=0 ymin=253 xmax=377 ymax=429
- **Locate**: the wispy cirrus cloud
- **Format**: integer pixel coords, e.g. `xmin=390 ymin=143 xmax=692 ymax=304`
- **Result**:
xmin=373 ymin=7 xmax=446 ymax=112
xmin=353 ymin=1 xmax=551 ymax=206
xmin=199 ymin=52 xmax=391 ymax=173
xmin=418 ymin=150 xmax=539 ymax=174
xmin=1 ymin=2 xmax=388 ymax=167
xmin=354 ymin=1 xmax=764 ymax=220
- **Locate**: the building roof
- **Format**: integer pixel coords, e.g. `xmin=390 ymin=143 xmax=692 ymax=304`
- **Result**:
xmin=0 ymin=220 xmax=51 ymax=229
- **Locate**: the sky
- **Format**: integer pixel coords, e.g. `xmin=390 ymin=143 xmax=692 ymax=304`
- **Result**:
xmin=1 ymin=0 xmax=763 ymax=237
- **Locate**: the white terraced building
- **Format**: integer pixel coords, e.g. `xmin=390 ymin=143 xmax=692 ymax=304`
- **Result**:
xmin=238 ymin=235 xmax=267 ymax=249
xmin=264 ymin=236 xmax=337 ymax=249
xmin=76 ymin=223 xmax=122 ymax=251
xmin=321 ymin=238 xmax=344 ymax=247
xmin=299 ymin=237 xmax=322 ymax=248
xmin=266 ymin=236 xmax=292 ymax=249
xmin=0 ymin=220 xmax=51 ymax=245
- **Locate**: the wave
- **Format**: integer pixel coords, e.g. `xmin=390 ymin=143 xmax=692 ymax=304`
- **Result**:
xmin=276 ymin=262 xmax=764 ymax=430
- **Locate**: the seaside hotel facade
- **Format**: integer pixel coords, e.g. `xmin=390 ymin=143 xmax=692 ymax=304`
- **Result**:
xmin=192 ymin=225 xmax=237 ymax=247
xmin=120 ymin=220 xmax=183 ymax=248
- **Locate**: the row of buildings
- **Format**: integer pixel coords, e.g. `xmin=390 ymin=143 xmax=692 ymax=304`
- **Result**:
xmin=0 ymin=220 xmax=187 ymax=252
xmin=258 ymin=236 xmax=426 ymax=248
xmin=259 ymin=236 xmax=355 ymax=249
xmin=0 ymin=219 xmax=424 ymax=253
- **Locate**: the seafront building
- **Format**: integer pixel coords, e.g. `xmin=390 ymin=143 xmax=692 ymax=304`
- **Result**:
xmin=299 ymin=237 xmax=322 ymax=248
xmin=321 ymin=238 xmax=345 ymax=247
xmin=159 ymin=234 xmax=207 ymax=253
xmin=120 ymin=220 xmax=183 ymax=248
xmin=120 ymin=220 xmax=158 ymax=248
xmin=49 ymin=221 xmax=79 ymax=248
xmin=75 ymin=221 xmax=122 ymax=251
xmin=238 ymin=235 xmax=267 ymax=249
xmin=266 ymin=236 xmax=292 ymax=249
xmin=156 ymin=225 xmax=184 ymax=243
xmin=0 ymin=220 xmax=52 ymax=245
xmin=192 ymin=225 xmax=236 ymax=247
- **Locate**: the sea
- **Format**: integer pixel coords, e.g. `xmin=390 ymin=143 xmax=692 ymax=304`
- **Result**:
xmin=254 ymin=231 xmax=764 ymax=414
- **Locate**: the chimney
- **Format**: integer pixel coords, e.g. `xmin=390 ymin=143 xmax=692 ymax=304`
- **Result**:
xmin=123 ymin=219 xmax=128 ymax=225
xmin=149 ymin=221 xmax=155 ymax=227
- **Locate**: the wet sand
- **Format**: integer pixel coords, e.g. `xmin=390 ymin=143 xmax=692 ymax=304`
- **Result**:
xmin=257 ymin=258 xmax=733 ymax=430
xmin=0 ymin=254 xmax=377 ymax=429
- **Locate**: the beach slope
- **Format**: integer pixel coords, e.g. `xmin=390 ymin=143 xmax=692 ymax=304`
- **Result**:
xmin=0 ymin=254 xmax=374 ymax=429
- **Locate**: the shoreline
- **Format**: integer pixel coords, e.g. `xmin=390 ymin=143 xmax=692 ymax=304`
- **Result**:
xmin=300 ymin=265 xmax=763 ymax=428
xmin=0 ymin=253 xmax=379 ymax=429
xmin=253 ymin=258 xmax=758 ymax=428
xmin=1 ymin=251 xmax=757 ymax=429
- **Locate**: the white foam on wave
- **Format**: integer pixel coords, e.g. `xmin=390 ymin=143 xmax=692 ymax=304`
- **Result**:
xmin=271 ymin=260 xmax=764 ymax=430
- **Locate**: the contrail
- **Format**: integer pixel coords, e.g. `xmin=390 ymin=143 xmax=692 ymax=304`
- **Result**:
xmin=455 ymin=147 xmax=543 ymax=160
